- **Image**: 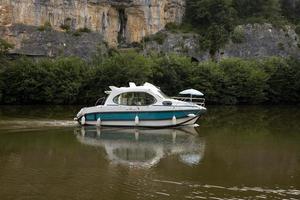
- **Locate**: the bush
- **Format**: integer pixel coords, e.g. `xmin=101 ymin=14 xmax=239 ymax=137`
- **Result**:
xmin=192 ymin=61 xmax=229 ymax=104
xmin=261 ymin=57 xmax=300 ymax=104
xmin=152 ymin=54 xmax=195 ymax=95
xmin=72 ymin=27 xmax=91 ymax=37
xmin=77 ymin=27 xmax=91 ymax=33
xmin=144 ymin=32 xmax=167 ymax=45
xmin=277 ymin=42 xmax=285 ymax=50
xmin=1 ymin=57 xmax=88 ymax=104
xmin=78 ymin=51 xmax=155 ymax=104
xmin=0 ymin=53 xmax=299 ymax=105
xmin=231 ymin=26 xmax=246 ymax=43
xmin=60 ymin=24 xmax=71 ymax=31
xmin=38 ymin=21 xmax=52 ymax=31
xmin=220 ymin=58 xmax=268 ymax=104
xmin=73 ymin=31 xmax=81 ymax=37
xmin=0 ymin=38 xmax=14 ymax=54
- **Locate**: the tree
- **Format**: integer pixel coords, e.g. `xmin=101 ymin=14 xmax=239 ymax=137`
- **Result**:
xmin=232 ymin=0 xmax=281 ymax=23
xmin=280 ymin=0 xmax=300 ymax=23
xmin=185 ymin=0 xmax=237 ymax=57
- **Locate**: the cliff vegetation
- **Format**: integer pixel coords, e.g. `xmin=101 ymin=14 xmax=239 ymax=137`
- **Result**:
xmin=166 ymin=0 xmax=300 ymax=57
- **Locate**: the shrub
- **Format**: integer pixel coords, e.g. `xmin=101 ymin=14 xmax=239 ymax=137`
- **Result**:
xmin=60 ymin=24 xmax=71 ymax=31
xmin=0 ymin=57 xmax=88 ymax=104
xmin=261 ymin=57 xmax=300 ymax=104
xmin=72 ymin=27 xmax=91 ymax=37
xmin=144 ymin=32 xmax=167 ymax=45
xmin=72 ymin=31 xmax=81 ymax=37
xmin=0 ymin=38 xmax=14 ymax=55
xmin=231 ymin=26 xmax=246 ymax=43
xmin=277 ymin=42 xmax=285 ymax=50
xmin=192 ymin=61 xmax=229 ymax=104
xmin=165 ymin=23 xmax=182 ymax=33
xmin=152 ymin=54 xmax=196 ymax=95
xmin=38 ymin=21 xmax=52 ymax=31
xmin=77 ymin=27 xmax=91 ymax=33
xmin=220 ymin=58 xmax=268 ymax=104
xmin=0 ymin=53 xmax=299 ymax=105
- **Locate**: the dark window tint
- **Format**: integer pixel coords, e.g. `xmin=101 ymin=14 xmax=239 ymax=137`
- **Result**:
xmin=113 ymin=92 xmax=156 ymax=106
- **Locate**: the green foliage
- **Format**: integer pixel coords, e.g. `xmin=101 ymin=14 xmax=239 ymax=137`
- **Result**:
xmin=165 ymin=23 xmax=180 ymax=32
xmin=191 ymin=61 xmax=228 ymax=104
xmin=280 ymin=0 xmax=300 ymax=24
xmin=0 ymin=53 xmax=299 ymax=105
xmin=77 ymin=27 xmax=91 ymax=33
xmin=77 ymin=51 xmax=155 ymax=104
xmin=191 ymin=58 xmax=268 ymax=104
xmin=60 ymin=24 xmax=71 ymax=31
xmin=278 ymin=42 xmax=285 ymax=50
xmin=179 ymin=0 xmax=300 ymax=55
xmin=0 ymin=38 xmax=14 ymax=68
xmin=38 ymin=21 xmax=52 ymax=31
xmin=220 ymin=58 xmax=268 ymax=104
xmin=0 ymin=38 xmax=13 ymax=55
xmin=151 ymin=54 xmax=195 ymax=95
xmin=144 ymin=32 xmax=167 ymax=45
xmin=232 ymin=0 xmax=281 ymax=23
xmin=261 ymin=57 xmax=300 ymax=103
xmin=206 ymin=24 xmax=230 ymax=56
xmin=72 ymin=27 xmax=91 ymax=37
xmin=185 ymin=0 xmax=237 ymax=56
xmin=72 ymin=31 xmax=81 ymax=37
xmin=231 ymin=26 xmax=246 ymax=43
xmin=1 ymin=57 xmax=88 ymax=104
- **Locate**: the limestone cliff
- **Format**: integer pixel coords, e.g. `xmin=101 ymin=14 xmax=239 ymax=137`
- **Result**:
xmin=0 ymin=0 xmax=185 ymax=47
xmin=1 ymin=1 xmax=300 ymax=60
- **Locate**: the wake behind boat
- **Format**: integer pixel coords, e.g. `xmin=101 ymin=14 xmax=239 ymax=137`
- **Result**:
xmin=75 ymin=82 xmax=206 ymax=127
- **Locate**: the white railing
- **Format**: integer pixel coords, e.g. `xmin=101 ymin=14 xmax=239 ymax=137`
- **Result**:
xmin=172 ymin=97 xmax=205 ymax=106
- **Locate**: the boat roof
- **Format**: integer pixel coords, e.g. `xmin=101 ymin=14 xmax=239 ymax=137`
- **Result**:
xmin=106 ymin=82 xmax=162 ymax=94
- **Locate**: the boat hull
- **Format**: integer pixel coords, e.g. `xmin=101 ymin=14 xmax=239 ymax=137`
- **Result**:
xmin=77 ymin=110 xmax=203 ymax=128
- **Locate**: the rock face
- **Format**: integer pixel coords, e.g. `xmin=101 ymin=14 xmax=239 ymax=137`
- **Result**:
xmin=0 ymin=24 xmax=107 ymax=59
xmin=145 ymin=24 xmax=300 ymax=61
xmin=1 ymin=1 xmax=299 ymax=60
xmin=0 ymin=0 xmax=185 ymax=47
xmin=223 ymin=24 xmax=300 ymax=59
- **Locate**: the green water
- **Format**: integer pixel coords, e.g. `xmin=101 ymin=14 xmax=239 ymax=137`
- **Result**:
xmin=0 ymin=106 xmax=299 ymax=200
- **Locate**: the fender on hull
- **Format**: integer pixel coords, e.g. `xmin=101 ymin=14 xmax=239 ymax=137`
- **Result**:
xmin=77 ymin=116 xmax=200 ymax=128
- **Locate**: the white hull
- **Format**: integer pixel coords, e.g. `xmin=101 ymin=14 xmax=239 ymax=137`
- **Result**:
xmin=82 ymin=116 xmax=200 ymax=128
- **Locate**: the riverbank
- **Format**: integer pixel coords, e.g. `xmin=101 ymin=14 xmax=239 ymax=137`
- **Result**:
xmin=0 ymin=52 xmax=299 ymax=105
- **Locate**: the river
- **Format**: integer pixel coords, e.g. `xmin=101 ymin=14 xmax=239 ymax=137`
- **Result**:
xmin=0 ymin=106 xmax=299 ymax=200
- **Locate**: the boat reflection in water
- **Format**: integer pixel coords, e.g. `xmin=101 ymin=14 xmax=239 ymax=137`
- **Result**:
xmin=75 ymin=127 xmax=205 ymax=168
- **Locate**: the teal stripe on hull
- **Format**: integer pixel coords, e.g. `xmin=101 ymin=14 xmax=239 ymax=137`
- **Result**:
xmin=85 ymin=110 xmax=200 ymax=121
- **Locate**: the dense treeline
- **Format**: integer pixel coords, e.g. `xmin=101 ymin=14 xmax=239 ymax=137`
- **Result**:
xmin=0 ymin=52 xmax=299 ymax=105
xmin=182 ymin=0 xmax=300 ymax=55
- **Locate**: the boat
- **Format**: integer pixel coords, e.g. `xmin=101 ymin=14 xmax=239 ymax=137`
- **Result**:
xmin=173 ymin=89 xmax=205 ymax=106
xmin=74 ymin=82 xmax=206 ymax=127
xmin=75 ymin=127 xmax=205 ymax=168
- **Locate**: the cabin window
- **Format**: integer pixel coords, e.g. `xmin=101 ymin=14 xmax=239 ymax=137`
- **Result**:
xmin=113 ymin=92 xmax=156 ymax=106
